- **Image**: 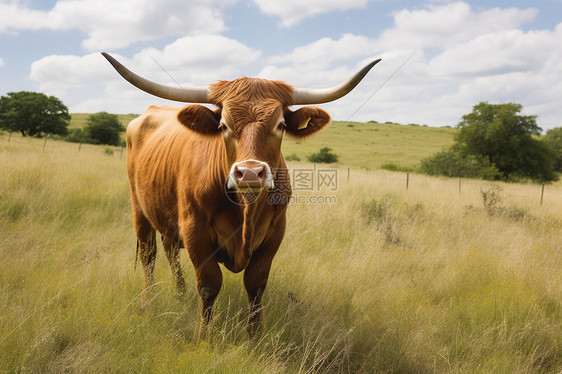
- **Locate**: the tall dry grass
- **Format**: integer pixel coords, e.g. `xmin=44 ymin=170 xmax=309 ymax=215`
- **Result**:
xmin=1 ymin=134 xmax=561 ymax=373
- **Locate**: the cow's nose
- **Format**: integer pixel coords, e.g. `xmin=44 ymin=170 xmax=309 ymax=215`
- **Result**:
xmin=233 ymin=165 xmax=266 ymax=188
xmin=227 ymin=160 xmax=275 ymax=191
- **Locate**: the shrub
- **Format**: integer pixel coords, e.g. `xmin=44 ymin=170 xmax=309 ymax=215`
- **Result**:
xmin=65 ymin=128 xmax=89 ymax=143
xmin=285 ymin=153 xmax=301 ymax=161
xmin=359 ymin=195 xmax=400 ymax=244
xmin=480 ymin=186 xmax=502 ymax=215
xmin=420 ymin=148 xmax=499 ymax=179
xmin=307 ymin=147 xmax=339 ymax=164
xmin=360 ymin=196 xmax=394 ymax=223
xmin=479 ymin=186 xmax=527 ymax=220
xmin=380 ymin=163 xmax=413 ymax=172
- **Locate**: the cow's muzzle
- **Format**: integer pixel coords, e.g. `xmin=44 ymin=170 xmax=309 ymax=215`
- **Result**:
xmin=227 ymin=160 xmax=274 ymax=192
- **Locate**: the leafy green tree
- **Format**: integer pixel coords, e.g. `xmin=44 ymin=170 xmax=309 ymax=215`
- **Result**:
xmin=455 ymin=102 xmax=557 ymax=182
xmin=307 ymin=147 xmax=339 ymax=163
xmin=0 ymin=91 xmax=70 ymax=137
xmin=84 ymin=112 xmax=125 ymax=146
xmin=542 ymin=127 xmax=562 ymax=172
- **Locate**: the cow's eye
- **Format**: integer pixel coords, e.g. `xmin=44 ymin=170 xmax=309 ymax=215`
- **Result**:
xmin=277 ymin=122 xmax=286 ymax=131
xmin=218 ymin=123 xmax=228 ymax=132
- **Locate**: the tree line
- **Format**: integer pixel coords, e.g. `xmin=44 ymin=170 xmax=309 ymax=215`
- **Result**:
xmin=0 ymin=91 xmax=124 ymax=146
xmin=1 ymin=91 xmax=560 ymax=182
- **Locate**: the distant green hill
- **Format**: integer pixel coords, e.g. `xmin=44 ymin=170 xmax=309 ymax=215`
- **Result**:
xmin=283 ymin=121 xmax=456 ymax=170
xmin=69 ymin=113 xmax=139 ymax=130
xmin=70 ymin=114 xmax=456 ymax=170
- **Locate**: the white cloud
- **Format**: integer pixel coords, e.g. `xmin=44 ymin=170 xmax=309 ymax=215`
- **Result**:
xmin=0 ymin=1 xmax=46 ymax=33
xmin=0 ymin=57 xmax=4 ymax=67
xmin=132 ymin=35 xmax=262 ymax=84
xmin=260 ymin=33 xmax=386 ymax=93
xmin=268 ymin=34 xmax=378 ymax=69
xmin=253 ymin=0 xmax=368 ymax=27
xmin=0 ymin=0 xmax=235 ymax=50
xmin=378 ymin=2 xmax=537 ymax=51
xmin=30 ymin=53 xmax=112 ymax=94
xmin=428 ymin=28 xmax=554 ymax=78
xmin=29 ymin=35 xmax=261 ymax=113
xmin=256 ymin=2 xmax=562 ymax=130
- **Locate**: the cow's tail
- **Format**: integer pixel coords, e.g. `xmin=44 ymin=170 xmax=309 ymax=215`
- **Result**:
xmin=134 ymin=240 xmax=139 ymax=273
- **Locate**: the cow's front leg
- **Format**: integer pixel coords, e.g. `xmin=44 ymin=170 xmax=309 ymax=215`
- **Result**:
xmin=196 ymin=260 xmax=222 ymax=325
xmin=181 ymin=218 xmax=223 ymax=325
xmin=243 ymin=219 xmax=285 ymax=338
xmin=243 ymin=250 xmax=274 ymax=338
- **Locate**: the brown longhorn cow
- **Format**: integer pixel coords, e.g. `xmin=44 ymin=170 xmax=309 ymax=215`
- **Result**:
xmin=102 ymin=52 xmax=380 ymax=336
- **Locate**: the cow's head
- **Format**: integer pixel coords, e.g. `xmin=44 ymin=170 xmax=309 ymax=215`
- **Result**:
xmin=101 ymin=53 xmax=380 ymax=194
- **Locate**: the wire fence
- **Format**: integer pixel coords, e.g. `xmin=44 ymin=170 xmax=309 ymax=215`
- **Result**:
xmin=346 ymin=168 xmax=562 ymax=212
xmin=3 ymin=133 xmax=561 ymax=215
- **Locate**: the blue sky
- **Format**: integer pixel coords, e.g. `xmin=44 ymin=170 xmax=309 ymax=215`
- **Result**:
xmin=1 ymin=0 xmax=561 ymax=130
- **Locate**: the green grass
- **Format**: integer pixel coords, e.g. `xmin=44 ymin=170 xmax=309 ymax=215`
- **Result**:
xmin=1 ymin=134 xmax=561 ymax=373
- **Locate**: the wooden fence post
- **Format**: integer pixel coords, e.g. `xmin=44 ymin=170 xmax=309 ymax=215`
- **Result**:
xmin=540 ymin=184 xmax=545 ymax=206
xmin=406 ymin=172 xmax=409 ymax=191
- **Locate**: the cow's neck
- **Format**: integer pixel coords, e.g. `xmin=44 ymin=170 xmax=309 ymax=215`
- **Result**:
xmin=218 ymin=157 xmax=284 ymax=272
xmin=229 ymin=191 xmax=267 ymax=271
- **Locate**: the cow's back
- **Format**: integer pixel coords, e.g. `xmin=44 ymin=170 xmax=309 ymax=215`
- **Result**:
xmin=126 ymin=105 xmax=179 ymax=154
xmin=126 ymin=106 xmax=195 ymax=234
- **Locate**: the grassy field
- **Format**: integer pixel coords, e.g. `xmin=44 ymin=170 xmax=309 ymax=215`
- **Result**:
xmin=1 ymin=133 xmax=561 ymax=373
xmin=70 ymin=113 xmax=457 ymax=170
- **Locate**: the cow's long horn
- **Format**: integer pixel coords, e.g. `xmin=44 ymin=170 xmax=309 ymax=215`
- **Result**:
xmin=292 ymin=58 xmax=381 ymax=105
xmin=101 ymin=52 xmax=211 ymax=103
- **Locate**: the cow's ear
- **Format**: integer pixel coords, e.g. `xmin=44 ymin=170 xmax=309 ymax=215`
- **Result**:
xmin=177 ymin=105 xmax=221 ymax=135
xmin=284 ymin=106 xmax=331 ymax=138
